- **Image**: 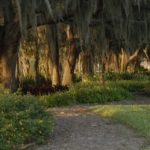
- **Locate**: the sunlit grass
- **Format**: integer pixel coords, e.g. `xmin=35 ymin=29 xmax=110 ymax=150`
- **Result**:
xmin=91 ymin=105 xmax=150 ymax=139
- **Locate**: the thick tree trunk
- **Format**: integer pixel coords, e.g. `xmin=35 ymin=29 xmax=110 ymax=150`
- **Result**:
xmin=47 ymin=24 xmax=60 ymax=86
xmin=52 ymin=64 xmax=60 ymax=86
xmin=62 ymin=46 xmax=79 ymax=85
xmin=62 ymin=25 xmax=80 ymax=86
xmin=1 ymin=53 xmax=19 ymax=91
xmin=0 ymin=22 xmax=20 ymax=91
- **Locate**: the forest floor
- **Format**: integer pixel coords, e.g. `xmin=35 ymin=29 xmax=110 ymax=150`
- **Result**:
xmin=32 ymin=95 xmax=150 ymax=150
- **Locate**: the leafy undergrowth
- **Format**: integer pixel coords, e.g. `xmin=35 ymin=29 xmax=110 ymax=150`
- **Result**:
xmin=0 ymin=80 xmax=148 ymax=149
xmin=104 ymin=71 xmax=150 ymax=81
xmin=110 ymin=80 xmax=148 ymax=92
xmin=91 ymin=105 xmax=150 ymax=140
xmin=39 ymin=80 xmax=150 ymax=107
xmin=0 ymin=94 xmax=53 ymax=150
xmin=39 ymin=81 xmax=135 ymax=107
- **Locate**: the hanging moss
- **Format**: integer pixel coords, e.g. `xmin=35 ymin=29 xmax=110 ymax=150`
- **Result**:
xmin=1 ymin=0 xmax=150 ymax=52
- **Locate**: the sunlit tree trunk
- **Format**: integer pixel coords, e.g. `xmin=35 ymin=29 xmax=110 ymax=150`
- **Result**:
xmin=125 ymin=49 xmax=140 ymax=71
xmin=62 ymin=25 xmax=80 ymax=86
xmin=51 ymin=65 xmax=59 ymax=86
xmin=120 ymin=48 xmax=129 ymax=72
xmin=113 ymin=53 xmax=120 ymax=72
xmin=62 ymin=45 xmax=79 ymax=85
xmin=47 ymin=24 xmax=60 ymax=86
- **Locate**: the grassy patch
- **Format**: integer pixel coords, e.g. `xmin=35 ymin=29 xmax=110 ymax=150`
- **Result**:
xmin=39 ymin=81 xmax=131 ymax=107
xmin=0 ymin=80 xmax=148 ymax=149
xmin=107 ymin=80 xmax=148 ymax=92
xmin=91 ymin=105 xmax=150 ymax=139
xmin=39 ymin=80 xmax=149 ymax=107
xmin=0 ymin=94 xmax=53 ymax=150
xmin=105 ymin=72 xmax=150 ymax=81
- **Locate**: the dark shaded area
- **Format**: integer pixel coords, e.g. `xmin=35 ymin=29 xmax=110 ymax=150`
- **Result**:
xmin=22 ymin=84 xmax=69 ymax=95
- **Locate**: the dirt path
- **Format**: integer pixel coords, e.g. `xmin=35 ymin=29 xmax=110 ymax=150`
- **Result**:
xmin=34 ymin=105 xmax=147 ymax=150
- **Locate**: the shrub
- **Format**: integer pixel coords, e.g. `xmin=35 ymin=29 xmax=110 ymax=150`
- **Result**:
xmin=105 ymin=72 xmax=150 ymax=81
xmin=40 ymin=91 xmax=76 ymax=107
xmin=0 ymin=94 xmax=53 ymax=150
xmin=109 ymin=80 xmax=147 ymax=92
xmin=40 ymin=82 xmax=131 ymax=107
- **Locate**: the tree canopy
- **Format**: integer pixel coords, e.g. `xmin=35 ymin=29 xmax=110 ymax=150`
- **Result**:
xmin=1 ymin=0 xmax=150 ymax=50
xmin=1 ymin=0 xmax=150 ymax=91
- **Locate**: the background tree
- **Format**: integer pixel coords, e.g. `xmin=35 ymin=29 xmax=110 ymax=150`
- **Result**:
xmin=1 ymin=0 xmax=150 ymax=91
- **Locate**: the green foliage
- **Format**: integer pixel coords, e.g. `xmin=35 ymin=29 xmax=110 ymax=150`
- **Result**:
xmin=105 ymin=72 xmax=150 ymax=81
xmin=40 ymin=81 xmax=131 ymax=107
xmin=0 ymin=79 xmax=148 ymax=149
xmin=0 ymin=94 xmax=53 ymax=150
xmin=74 ymin=87 xmax=130 ymax=104
xmin=91 ymin=105 xmax=150 ymax=140
xmin=108 ymin=80 xmax=147 ymax=92
xmin=40 ymin=91 xmax=76 ymax=107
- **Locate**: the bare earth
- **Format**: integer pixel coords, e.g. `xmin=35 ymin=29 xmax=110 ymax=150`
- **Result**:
xmin=33 ymin=102 xmax=148 ymax=150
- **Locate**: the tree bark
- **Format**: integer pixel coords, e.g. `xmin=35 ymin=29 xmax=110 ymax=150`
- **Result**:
xmin=125 ymin=49 xmax=140 ymax=71
xmin=81 ymin=51 xmax=94 ymax=77
xmin=62 ymin=25 xmax=80 ymax=86
xmin=34 ymin=38 xmax=40 ymax=84
xmin=47 ymin=24 xmax=60 ymax=86
xmin=51 ymin=64 xmax=60 ymax=86
xmin=120 ymin=48 xmax=126 ymax=72
xmin=1 ymin=22 xmax=20 ymax=91
xmin=62 ymin=45 xmax=79 ymax=85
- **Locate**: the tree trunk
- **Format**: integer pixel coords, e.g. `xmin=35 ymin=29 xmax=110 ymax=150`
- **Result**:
xmin=120 ymin=48 xmax=125 ymax=72
xmin=81 ymin=51 xmax=94 ymax=78
xmin=62 ymin=25 xmax=80 ymax=86
xmin=125 ymin=49 xmax=140 ymax=71
xmin=1 ymin=22 xmax=20 ymax=91
xmin=34 ymin=39 xmax=40 ymax=84
xmin=1 ymin=53 xmax=19 ymax=91
xmin=62 ymin=46 xmax=79 ymax=85
xmin=52 ymin=64 xmax=60 ymax=86
xmin=47 ymin=24 xmax=60 ymax=86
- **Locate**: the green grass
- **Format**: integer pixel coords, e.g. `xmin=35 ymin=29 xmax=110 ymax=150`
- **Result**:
xmin=0 ymin=79 xmax=149 ymax=149
xmin=143 ymin=148 xmax=150 ymax=150
xmin=105 ymin=72 xmax=150 ymax=81
xmin=107 ymin=80 xmax=148 ymax=92
xmin=39 ymin=81 xmax=132 ymax=107
xmin=39 ymin=80 xmax=149 ymax=107
xmin=91 ymin=105 xmax=150 ymax=139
